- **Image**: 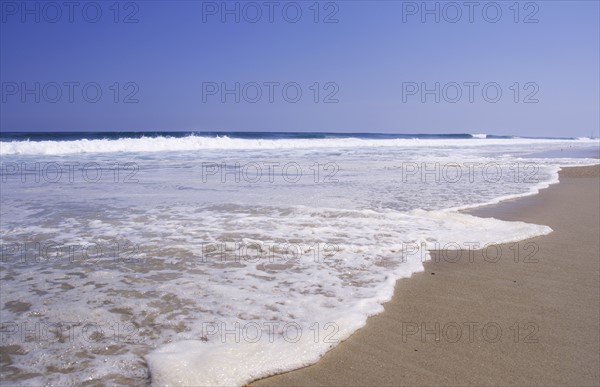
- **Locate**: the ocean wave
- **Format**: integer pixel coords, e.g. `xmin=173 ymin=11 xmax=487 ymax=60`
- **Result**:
xmin=1 ymin=134 xmax=595 ymax=156
xmin=470 ymin=133 xmax=488 ymax=139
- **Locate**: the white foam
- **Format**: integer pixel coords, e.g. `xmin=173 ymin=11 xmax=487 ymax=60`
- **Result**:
xmin=1 ymin=196 xmax=553 ymax=385
xmin=0 ymin=135 xmax=597 ymax=155
xmin=1 ymin=139 xmax=598 ymax=386
xmin=143 ymin=209 xmax=551 ymax=386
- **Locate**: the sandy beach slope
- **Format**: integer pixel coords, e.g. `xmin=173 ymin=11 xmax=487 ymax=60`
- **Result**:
xmin=255 ymin=164 xmax=600 ymax=386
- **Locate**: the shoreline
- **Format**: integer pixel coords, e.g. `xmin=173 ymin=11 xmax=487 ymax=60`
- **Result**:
xmin=254 ymin=164 xmax=600 ymax=386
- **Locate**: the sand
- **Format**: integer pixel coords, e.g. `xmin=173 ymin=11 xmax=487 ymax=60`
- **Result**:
xmin=254 ymin=164 xmax=600 ymax=386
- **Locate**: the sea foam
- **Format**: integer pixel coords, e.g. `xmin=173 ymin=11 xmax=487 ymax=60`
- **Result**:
xmin=0 ymin=137 xmax=598 ymax=386
xmin=1 ymin=134 xmax=597 ymax=155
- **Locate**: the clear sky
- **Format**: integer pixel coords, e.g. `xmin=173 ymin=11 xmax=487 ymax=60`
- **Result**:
xmin=1 ymin=0 xmax=598 ymax=137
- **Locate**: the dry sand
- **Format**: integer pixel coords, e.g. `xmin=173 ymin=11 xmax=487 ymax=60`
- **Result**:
xmin=255 ymin=164 xmax=600 ymax=386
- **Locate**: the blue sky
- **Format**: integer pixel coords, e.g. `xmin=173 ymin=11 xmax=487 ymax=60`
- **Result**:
xmin=1 ymin=0 xmax=598 ymax=137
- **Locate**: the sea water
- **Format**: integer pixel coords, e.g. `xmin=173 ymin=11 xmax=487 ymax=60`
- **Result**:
xmin=0 ymin=132 xmax=598 ymax=385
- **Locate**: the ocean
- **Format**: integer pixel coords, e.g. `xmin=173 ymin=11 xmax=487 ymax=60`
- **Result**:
xmin=0 ymin=131 xmax=598 ymax=385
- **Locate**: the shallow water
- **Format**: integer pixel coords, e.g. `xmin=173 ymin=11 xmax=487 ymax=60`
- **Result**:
xmin=0 ymin=136 xmax=598 ymax=385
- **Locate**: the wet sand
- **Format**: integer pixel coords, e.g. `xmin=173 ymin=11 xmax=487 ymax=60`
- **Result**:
xmin=255 ymin=164 xmax=600 ymax=386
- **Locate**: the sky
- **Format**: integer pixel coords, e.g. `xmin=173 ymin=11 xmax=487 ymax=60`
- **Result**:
xmin=0 ymin=0 xmax=598 ymax=137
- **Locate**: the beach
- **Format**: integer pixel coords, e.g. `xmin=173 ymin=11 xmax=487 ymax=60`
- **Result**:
xmin=1 ymin=135 xmax=597 ymax=385
xmin=2 ymin=0 xmax=599 ymax=383
xmin=255 ymin=164 xmax=600 ymax=386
